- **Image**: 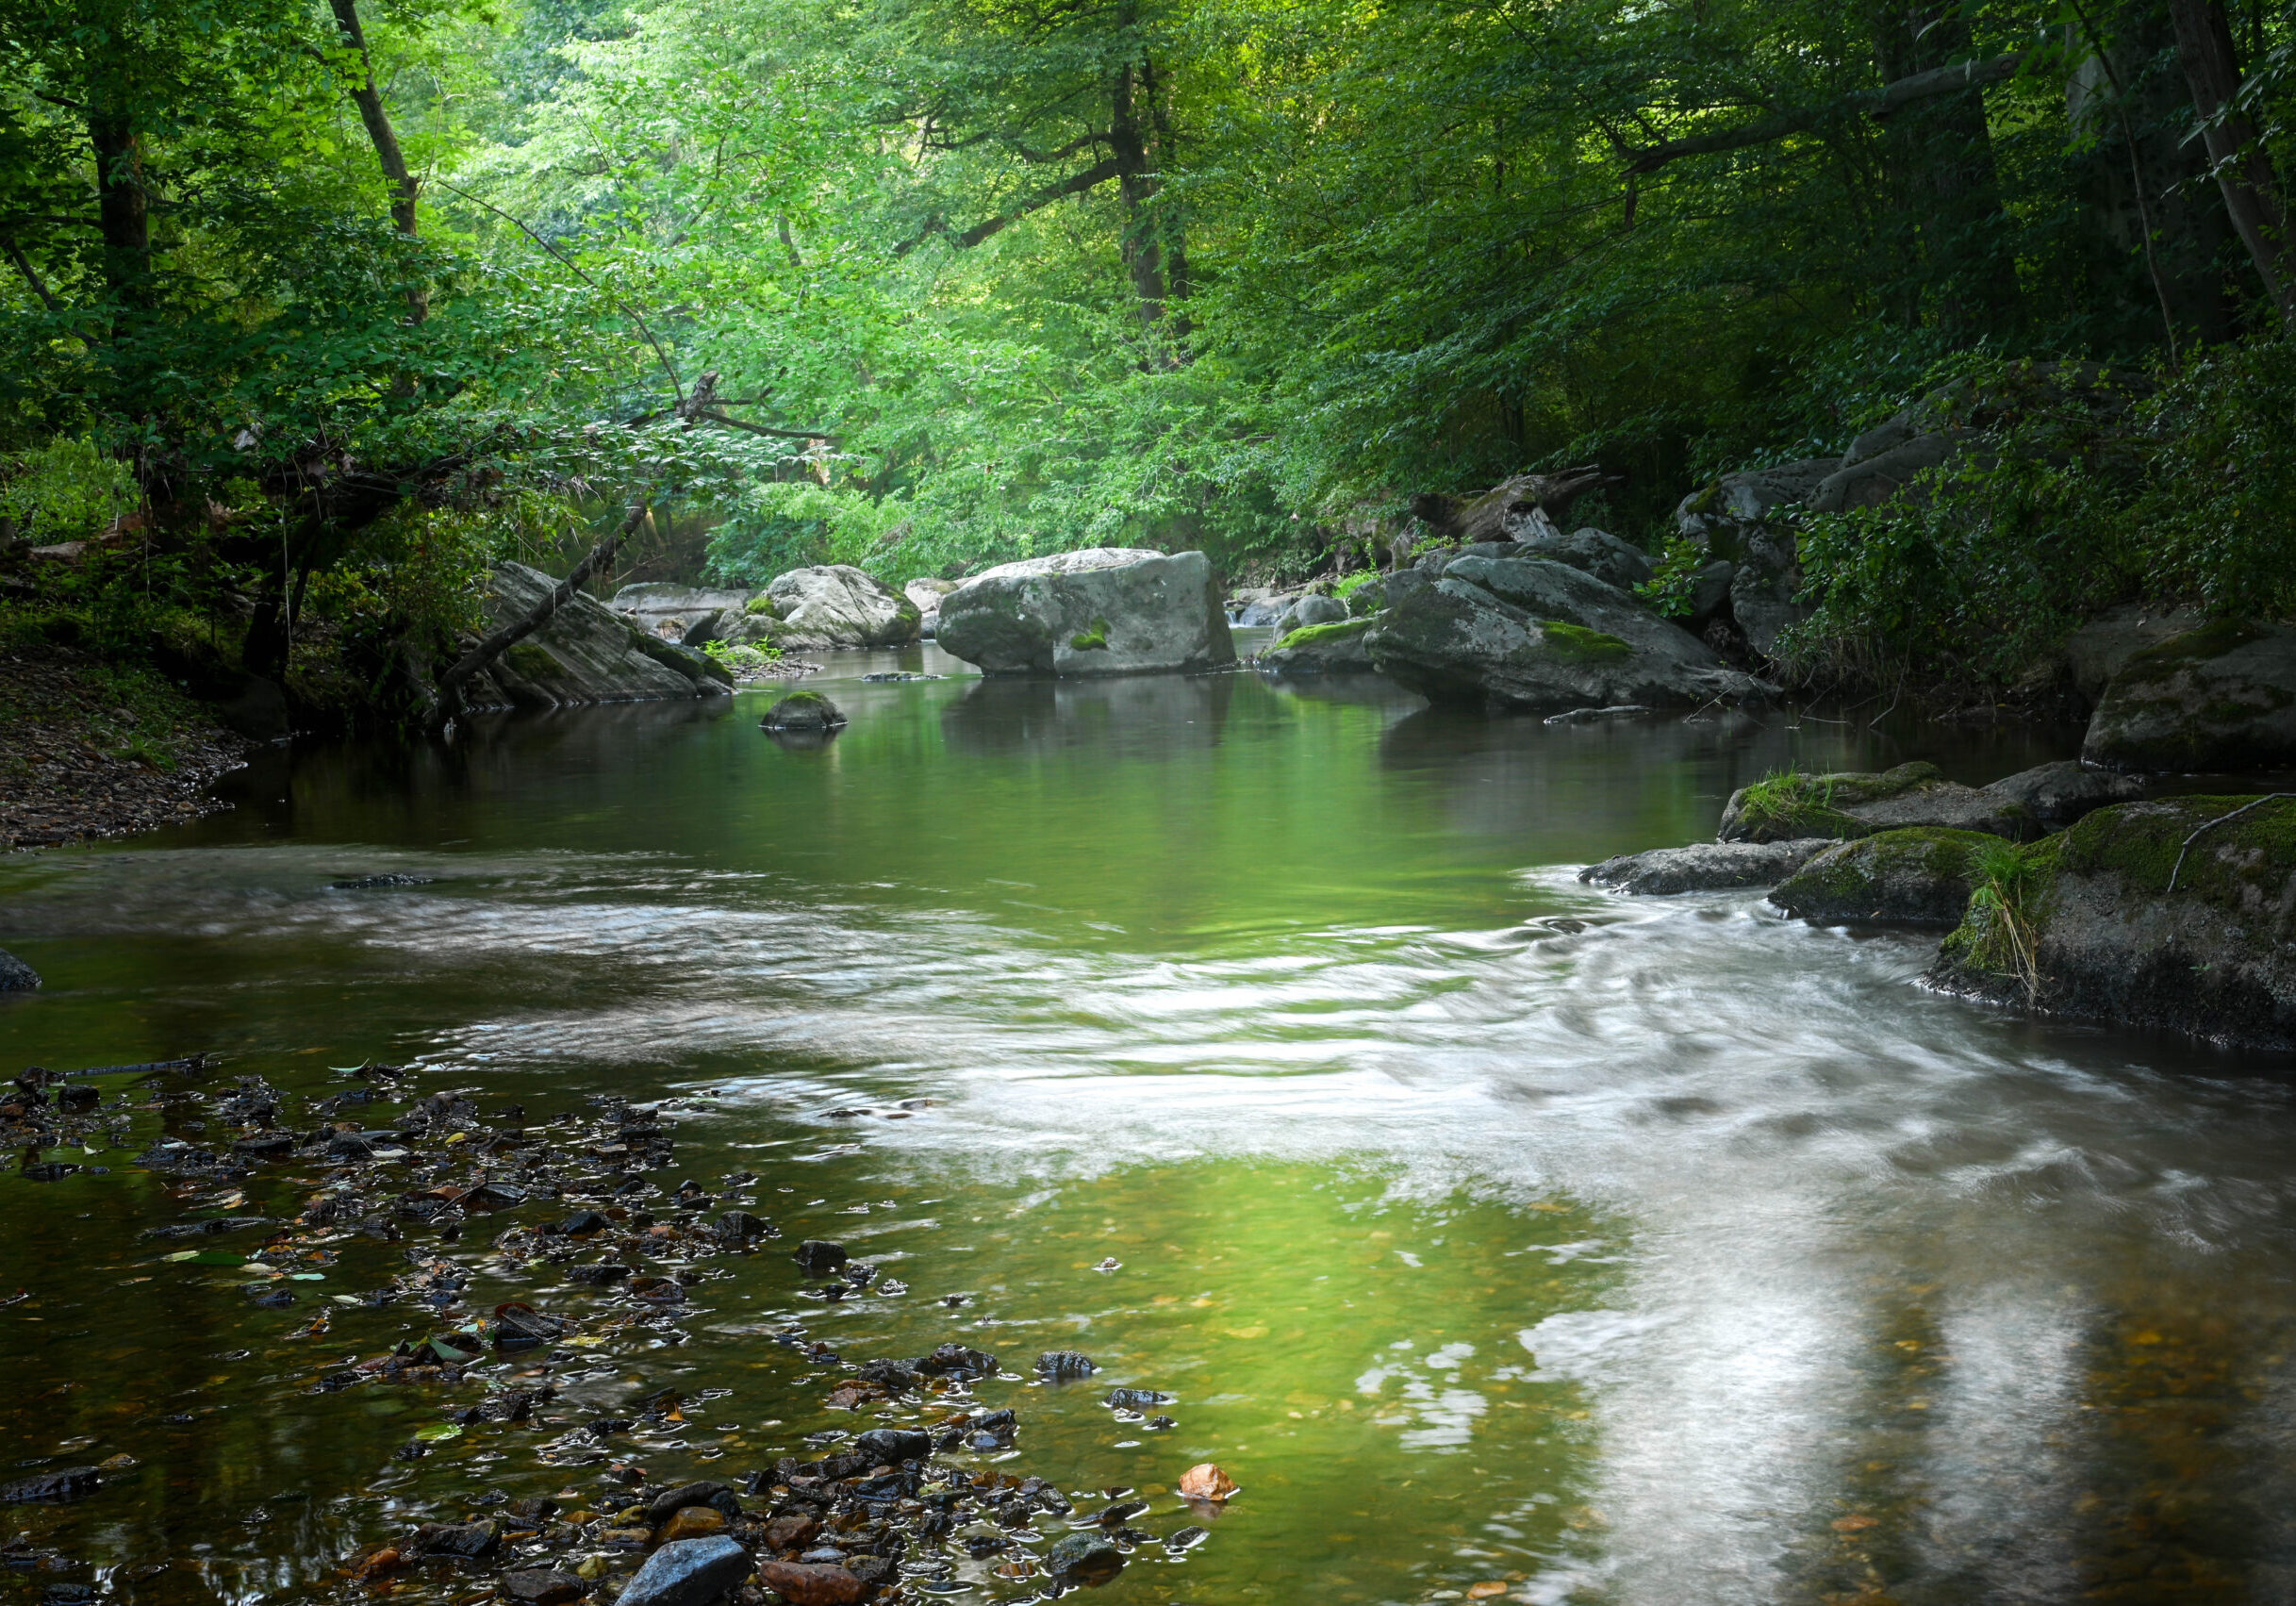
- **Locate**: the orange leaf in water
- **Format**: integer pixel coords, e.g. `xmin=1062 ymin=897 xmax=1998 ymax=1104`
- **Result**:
xmin=1467 ymin=1583 xmax=1510 ymax=1599
xmin=1832 ymin=1514 xmax=1878 ymax=1532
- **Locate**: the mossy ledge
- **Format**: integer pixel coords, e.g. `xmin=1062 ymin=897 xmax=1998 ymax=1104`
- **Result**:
xmin=1275 ymin=616 xmax=1375 ymax=653
xmin=1770 ymin=826 xmax=2003 ymax=927
xmin=1536 ymin=621 xmax=1632 ymax=664
xmin=1927 ymin=797 xmax=2296 ymax=1050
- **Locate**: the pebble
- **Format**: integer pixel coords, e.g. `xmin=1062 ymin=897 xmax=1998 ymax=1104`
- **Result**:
xmin=756 ymin=1561 xmax=866 ymax=1606
xmin=499 ymin=1569 xmax=587 ymax=1606
xmin=1178 ymin=1463 xmax=1237 ymax=1501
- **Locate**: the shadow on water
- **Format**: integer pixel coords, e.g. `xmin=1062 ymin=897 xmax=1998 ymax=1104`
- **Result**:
xmin=2 ymin=656 xmax=2295 ymax=1605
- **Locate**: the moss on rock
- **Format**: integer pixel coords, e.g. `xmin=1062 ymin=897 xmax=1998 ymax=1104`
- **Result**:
xmin=1771 ymin=826 xmax=2004 ymax=926
xmin=1538 ymin=621 xmax=1632 ymax=663
xmin=1275 ymin=616 xmax=1375 ymax=653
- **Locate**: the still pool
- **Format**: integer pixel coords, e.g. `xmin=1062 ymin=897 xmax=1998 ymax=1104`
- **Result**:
xmin=3 ymin=649 xmax=2291 ymax=1606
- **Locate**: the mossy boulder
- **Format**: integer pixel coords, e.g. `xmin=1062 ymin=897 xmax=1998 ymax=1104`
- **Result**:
xmin=1927 ymin=796 xmax=2296 ymax=1050
xmin=463 ymin=562 xmax=714 ymax=712
xmin=935 ymin=549 xmax=1235 ymax=677
xmin=761 ymin=690 xmax=846 ymax=731
xmin=1364 ymin=553 xmax=1774 ymax=712
xmin=2082 ymin=621 xmax=2296 ymax=772
xmin=1769 ymin=827 xmax=2001 ymax=927
xmin=1259 ymin=615 xmax=1378 ymax=674
xmin=1718 ymin=760 xmax=2061 ymax=844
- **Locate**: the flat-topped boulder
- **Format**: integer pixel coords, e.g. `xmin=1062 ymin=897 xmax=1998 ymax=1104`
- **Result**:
xmin=461 ymin=563 xmax=729 ymax=711
xmin=1717 ymin=760 xmax=2129 ymax=844
xmin=1365 ymin=553 xmax=1774 ymax=712
xmin=2083 ymin=621 xmax=2296 ymax=771
xmin=1580 ymin=838 xmax=1833 ymax=895
xmin=934 ymin=549 xmax=1235 ymax=676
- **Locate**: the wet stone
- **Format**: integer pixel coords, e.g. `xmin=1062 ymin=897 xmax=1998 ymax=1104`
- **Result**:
xmin=411 ymin=1519 xmax=499 ymax=1559
xmin=645 ymin=1482 xmax=741 ymax=1525
xmin=717 ymin=1210 xmax=768 ymax=1241
xmin=792 ymin=1240 xmax=848 ymax=1274
xmin=0 ymin=1469 xmax=100 ymax=1505
xmin=913 ymin=1342 xmax=998 ymax=1379
xmin=756 ymin=1560 xmax=867 ymax=1606
xmin=617 ymin=1537 xmax=752 ymax=1606
xmin=1102 ymin=1388 xmax=1171 ymax=1410
xmin=1034 ymin=1350 xmax=1097 ymax=1379
xmin=851 ymin=1429 xmax=930 ymax=1465
xmin=654 ymin=1508 xmax=727 ymax=1544
xmin=500 ymin=1570 xmax=586 ymax=1606
xmin=1045 ymin=1532 xmax=1124 ymax=1585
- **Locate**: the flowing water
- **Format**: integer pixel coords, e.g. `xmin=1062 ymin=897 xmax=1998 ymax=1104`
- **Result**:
xmin=3 ymin=645 xmax=2294 ymax=1606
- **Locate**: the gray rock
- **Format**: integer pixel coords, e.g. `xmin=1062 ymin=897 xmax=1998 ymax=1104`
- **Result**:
xmin=0 ymin=949 xmax=40 ymax=991
xmin=852 ymin=1427 xmax=933 ymax=1464
xmin=1981 ymin=760 xmax=2143 ymax=832
xmin=1519 ymin=527 xmax=1653 ymax=594
xmin=1364 ymin=555 xmax=1774 ymax=713
xmin=1928 ymin=795 xmax=2296 ymax=1050
xmin=761 ymin=692 xmax=845 ymax=732
xmin=1718 ymin=761 xmax=2047 ymax=844
xmin=1258 ymin=615 xmax=1377 ymax=674
xmin=616 ymin=1537 xmax=752 ymax=1606
xmin=2063 ymin=604 xmax=2207 ymax=700
xmin=1728 ymin=530 xmax=1805 ymax=658
xmin=1046 ymin=1531 xmax=1124 ymax=1585
xmin=743 ymin=566 xmax=919 ymax=650
xmin=608 ymin=584 xmax=755 ymax=649
xmin=904 ymin=578 xmax=959 ymax=637
xmin=935 ymin=550 xmax=1235 ymax=677
xmin=1274 ymin=593 xmax=1349 ymax=635
xmin=1809 ymin=430 xmax=1975 ymax=514
xmin=2083 ymin=621 xmax=2296 ymax=772
xmin=1232 ymin=590 xmax=1298 ymax=627
xmin=1770 ymin=828 xmax=2003 ymax=926
xmin=644 ymin=1482 xmax=741 ymax=1525
xmin=1580 ymin=838 xmax=1834 ymax=895
xmin=1687 ymin=560 xmax=1737 ymax=621
xmin=1675 ymin=458 xmax=1837 ymax=539
xmin=463 ymin=564 xmax=712 ymax=712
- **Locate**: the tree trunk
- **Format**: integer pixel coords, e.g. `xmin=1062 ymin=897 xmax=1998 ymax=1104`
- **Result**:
xmin=2167 ymin=0 xmax=2294 ymax=321
xmin=1109 ymin=62 xmax=1167 ymax=329
xmin=1869 ymin=2 xmax=2018 ymax=341
xmin=328 ymin=0 xmax=427 ymax=323
xmin=87 ymin=108 xmax=149 ymax=303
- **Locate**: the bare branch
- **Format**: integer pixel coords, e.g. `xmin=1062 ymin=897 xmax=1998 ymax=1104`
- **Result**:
xmin=894 ymin=156 xmax=1123 ymax=257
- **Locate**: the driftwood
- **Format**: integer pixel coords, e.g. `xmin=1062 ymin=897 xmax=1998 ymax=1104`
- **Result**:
xmin=1410 ymin=465 xmax=1625 ymax=544
xmin=429 ymin=502 xmax=652 ymax=728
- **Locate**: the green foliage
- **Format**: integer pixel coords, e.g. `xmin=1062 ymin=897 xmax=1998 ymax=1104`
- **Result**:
xmin=0 ymin=439 xmax=138 ymax=544
xmin=1635 ymin=533 xmax=1709 ymax=619
xmin=1944 ymin=835 xmax=2062 ymax=998
xmin=701 ymin=637 xmax=784 ymax=673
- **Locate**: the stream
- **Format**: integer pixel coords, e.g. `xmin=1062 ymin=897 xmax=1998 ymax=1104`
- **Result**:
xmin=3 ymin=642 xmax=2292 ymax=1606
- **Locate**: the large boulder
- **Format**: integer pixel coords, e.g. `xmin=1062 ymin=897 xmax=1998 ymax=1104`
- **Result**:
xmin=1928 ymin=795 xmax=2296 ymax=1050
xmin=731 ymin=565 xmax=919 ymax=651
xmin=2083 ymin=621 xmax=2296 ymax=772
xmin=2062 ymin=604 xmax=2206 ymax=701
xmin=462 ymin=563 xmax=728 ymax=711
xmin=1258 ymin=616 xmax=1377 ymax=674
xmin=1364 ymin=552 xmax=1774 ymax=713
xmin=1982 ymin=760 xmax=2143 ymax=832
xmin=1769 ymin=828 xmax=2001 ymax=927
xmin=934 ymin=549 xmax=1235 ymax=676
xmin=1579 ymin=838 xmax=1834 ymax=895
xmin=1272 ymin=593 xmax=1348 ymax=636
xmin=1716 ymin=760 xmax=2091 ymax=844
xmin=607 ymin=584 xmax=755 ymax=648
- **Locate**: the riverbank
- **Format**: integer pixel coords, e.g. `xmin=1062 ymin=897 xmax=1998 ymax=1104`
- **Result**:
xmin=0 ymin=644 xmax=249 ymax=850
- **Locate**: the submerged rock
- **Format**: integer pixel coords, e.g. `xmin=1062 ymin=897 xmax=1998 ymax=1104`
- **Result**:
xmin=762 ymin=692 xmax=846 ymax=732
xmin=1580 ymin=839 xmax=1835 ymax=895
xmin=1928 ymin=795 xmax=2296 ymax=1050
xmin=756 ymin=1561 xmax=867 ymax=1606
xmin=0 ymin=949 xmax=40 ymax=991
xmin=2084 ymin=621 xmax=2296 ymax=772
xmin=1770 ymin=828 xmax=2002 ymax=927
xmin=934 ymin=550 xmax=1236 ymax=677
xmin=1045 ymin=1532 xmax=1124 ymax=1585
xmin=1365 ymin=552 xmax=1774 ymax=713
xmin=499 ymin=1570 xmax=586 ymax=1606
xmin=0 ymin=1468 xmax=99 ymax=1504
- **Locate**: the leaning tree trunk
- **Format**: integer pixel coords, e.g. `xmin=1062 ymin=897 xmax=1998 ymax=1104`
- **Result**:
xmin=1411 ymin=467 xmax=1626 ymax=544
xmin=2168 ymin=0 xmax=2295 ymax=323
xmin=429 ymin=504 xmax=651 ymax=730
xmin=87 ymin=105 xmax=148 ymax=305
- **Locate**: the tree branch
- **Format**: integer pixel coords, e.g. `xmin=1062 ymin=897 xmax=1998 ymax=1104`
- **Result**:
xmin=1620 ymin=53 xmax=2023 ymax=175
xmin=894 ymin=156 xmax=1123 ymax=257
xmin=4 ymin=241 xmax=58 ymax=310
